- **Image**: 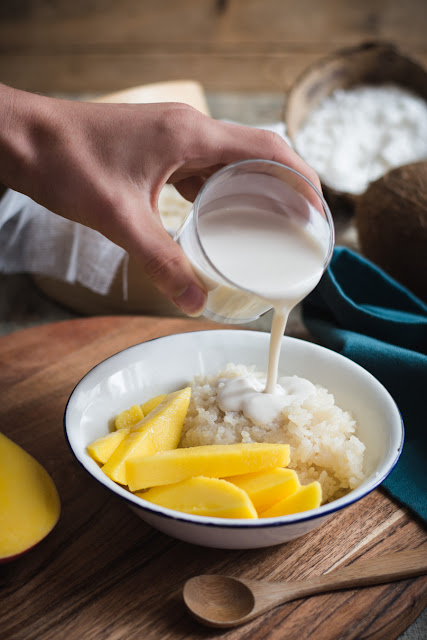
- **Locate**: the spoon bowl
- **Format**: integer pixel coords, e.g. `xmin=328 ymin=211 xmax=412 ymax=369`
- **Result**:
xmin=184 ymin=575 xmax=255 ymax=625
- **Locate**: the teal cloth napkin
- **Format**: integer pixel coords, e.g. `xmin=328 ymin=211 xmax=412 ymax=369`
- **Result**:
xmin=302 ymin=246 xmax=427 ymax=522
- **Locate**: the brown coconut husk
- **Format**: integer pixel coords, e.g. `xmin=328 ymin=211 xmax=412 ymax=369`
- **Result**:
xmin=355 ymin=161 xmax=427 ymax=301
xmin=285 ymin=42 xmax=427 ymax=216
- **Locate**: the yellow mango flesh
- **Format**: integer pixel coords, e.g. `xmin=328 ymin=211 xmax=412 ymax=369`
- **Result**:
xmin=87 ymin=427 xmax=130 ymax=464
xmin=102 ymin=387 xmax=191 ymax=485
xmin=136 ymin=476 xmax=258 ymax=519
xmin=140 ymin=394 xmax=166 ymax=417
xmin=114 ymin=404 xmax=144 ymax=430
xmin=0 ymin=433 xmax=61 ymax=562
xmin=126 ymin=443 xmax=290 ymax=492
xmin=226 ymin=467 xmax=300 ymax=514
xmin=259 ymin=481 xmax=322 ymax=518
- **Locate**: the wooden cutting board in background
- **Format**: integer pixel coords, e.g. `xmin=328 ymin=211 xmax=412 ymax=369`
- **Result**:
xmin=0 ymin=316 xmax=426 ymax=640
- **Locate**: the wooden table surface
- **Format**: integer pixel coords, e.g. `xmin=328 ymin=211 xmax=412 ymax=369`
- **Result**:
xmin=1 ymin=315 xmax=426 ymax=640
xmin=1 ymin=0 xmax=426 ymax=93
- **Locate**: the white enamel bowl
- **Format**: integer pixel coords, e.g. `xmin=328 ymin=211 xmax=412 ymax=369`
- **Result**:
xmin=64 ymin=330 xmax=403 ymax=549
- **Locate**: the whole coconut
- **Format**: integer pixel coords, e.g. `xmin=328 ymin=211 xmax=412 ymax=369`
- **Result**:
xmin=355 ymin=162 xmax=427 ymax=301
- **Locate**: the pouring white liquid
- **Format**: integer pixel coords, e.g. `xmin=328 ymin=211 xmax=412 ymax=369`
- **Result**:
xmin=197 ymin=205 xmax=329 ymax=420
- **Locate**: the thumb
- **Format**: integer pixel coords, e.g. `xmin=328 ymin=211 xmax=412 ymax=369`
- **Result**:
xmin=126 ymin=217 xmax=207 ymax=316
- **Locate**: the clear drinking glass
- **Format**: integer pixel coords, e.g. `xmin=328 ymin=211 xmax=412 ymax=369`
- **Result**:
xmin=175 ymin=159 xmax=334 ymax=324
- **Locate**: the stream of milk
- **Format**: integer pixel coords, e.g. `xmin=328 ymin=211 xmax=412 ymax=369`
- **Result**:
xmin=197 ymin=205 xmax=329 ymax=423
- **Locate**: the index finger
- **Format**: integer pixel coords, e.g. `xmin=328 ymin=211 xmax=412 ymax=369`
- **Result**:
xmin=209 ymin=120 xmax=322 ymax=194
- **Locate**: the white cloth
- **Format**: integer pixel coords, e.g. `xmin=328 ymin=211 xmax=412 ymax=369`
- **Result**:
xmin=0 ymin=189 xmax=127 ymax=295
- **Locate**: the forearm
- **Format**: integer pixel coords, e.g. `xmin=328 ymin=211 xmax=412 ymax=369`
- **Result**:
xmin=0 ymin=85 xmax=117 ymax=231
xmin=0 ymin=84 xmax=47 ymax=199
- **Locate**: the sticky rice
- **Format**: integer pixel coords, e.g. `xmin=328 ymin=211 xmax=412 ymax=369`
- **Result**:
xmin=179 ymin=364 xmax=365 ymax=503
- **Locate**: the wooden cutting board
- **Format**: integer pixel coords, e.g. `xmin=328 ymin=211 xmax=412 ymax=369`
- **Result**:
xmin=0 ymin=316 xmax=426 ymax=640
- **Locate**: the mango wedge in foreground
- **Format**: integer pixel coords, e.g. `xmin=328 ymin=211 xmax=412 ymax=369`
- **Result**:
xmin=127 ymin=443 xmax=290 ymax=491
xmin=136 ymin=476 xmax=258 ymax=519
xmin=114 ymin=404 xmax=144 ymax=430
xmin=102 ymin=387 xmax=191 ymax=485
xmin=226 ymin=467 xmax=300 ymax=514
xmin=259 ymin=481 xmax=322 ymax=518
xmin=140 ymin=394 xmax=167 ymax=417
xmin=0 ymin=433 xmax=60 ymax=562
xmin=87 ymin=427 xmax=130 ymax=464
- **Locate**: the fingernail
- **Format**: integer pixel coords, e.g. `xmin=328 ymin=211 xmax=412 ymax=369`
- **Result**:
xmin=173 ymin=284 xmax=206 ymax=317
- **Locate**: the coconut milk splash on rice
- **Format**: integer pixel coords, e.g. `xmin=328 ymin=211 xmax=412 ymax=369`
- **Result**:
xmin=180 ymin=364 xmax=365 ymax=502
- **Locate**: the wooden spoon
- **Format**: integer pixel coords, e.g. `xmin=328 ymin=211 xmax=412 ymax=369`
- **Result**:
xmin=183 ymin=548 xmax=427 ymax=628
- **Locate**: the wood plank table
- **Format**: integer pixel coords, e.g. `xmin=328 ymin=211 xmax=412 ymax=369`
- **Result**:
xmin=1 ymin=0 xmax=426 ymax=93
xmin=1 ymin=316 xmax=426 ymax=640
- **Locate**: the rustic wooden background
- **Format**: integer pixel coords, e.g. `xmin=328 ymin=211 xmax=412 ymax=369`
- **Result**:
xmin=1 ymin=0 xmax=426 ymax=93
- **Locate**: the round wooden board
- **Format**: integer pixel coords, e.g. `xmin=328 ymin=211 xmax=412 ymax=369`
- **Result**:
xmin=0 ymin=316 xmax=426 ymax=640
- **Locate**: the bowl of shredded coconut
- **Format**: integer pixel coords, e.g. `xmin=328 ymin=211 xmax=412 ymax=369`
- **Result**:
xmin=285 ymin=42 xmax=427 ymax=210
xmin=65 ymin=329 xmax=404 ymax=549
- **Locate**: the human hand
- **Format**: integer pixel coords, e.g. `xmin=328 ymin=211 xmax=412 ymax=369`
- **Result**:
xmin=0 ymin=86 xmax=321 ymax=315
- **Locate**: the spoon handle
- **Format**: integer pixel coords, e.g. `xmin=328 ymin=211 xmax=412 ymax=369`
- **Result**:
xmin=315 ymin=548 xmax=427 ymax=588
xmin=253 ymin=547 xmax=427 ymax=605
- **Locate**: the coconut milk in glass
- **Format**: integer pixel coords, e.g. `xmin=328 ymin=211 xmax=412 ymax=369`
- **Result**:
xmin=175 ymin=160 xmax=334 ymax=414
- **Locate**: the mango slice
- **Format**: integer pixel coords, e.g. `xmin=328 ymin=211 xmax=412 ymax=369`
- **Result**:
xmin=226 ymin=467 xmax=300 ymax=514
xmin=114 ymin=404 xmax=144 ymax=430
xmin=259 ymin=481 xmax=322 ymax=518
xmin=126 ymin=443 xmax=290 ymax=491
xmin=140 ymin=394 xmax=167 ymax=417
xmin=136 ymin=476 xmax=258 ymax=519
xmin=102 ymin=387 xmax=191 ymax=485
xmin=0 ymin=432 xmax=60 ymax=562
xmin=87 ymin=427 xmax=130 ymax=465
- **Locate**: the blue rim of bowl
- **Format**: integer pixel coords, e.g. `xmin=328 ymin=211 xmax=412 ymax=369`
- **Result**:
xmin=63 ymin=330 xmax=404 ymax=530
